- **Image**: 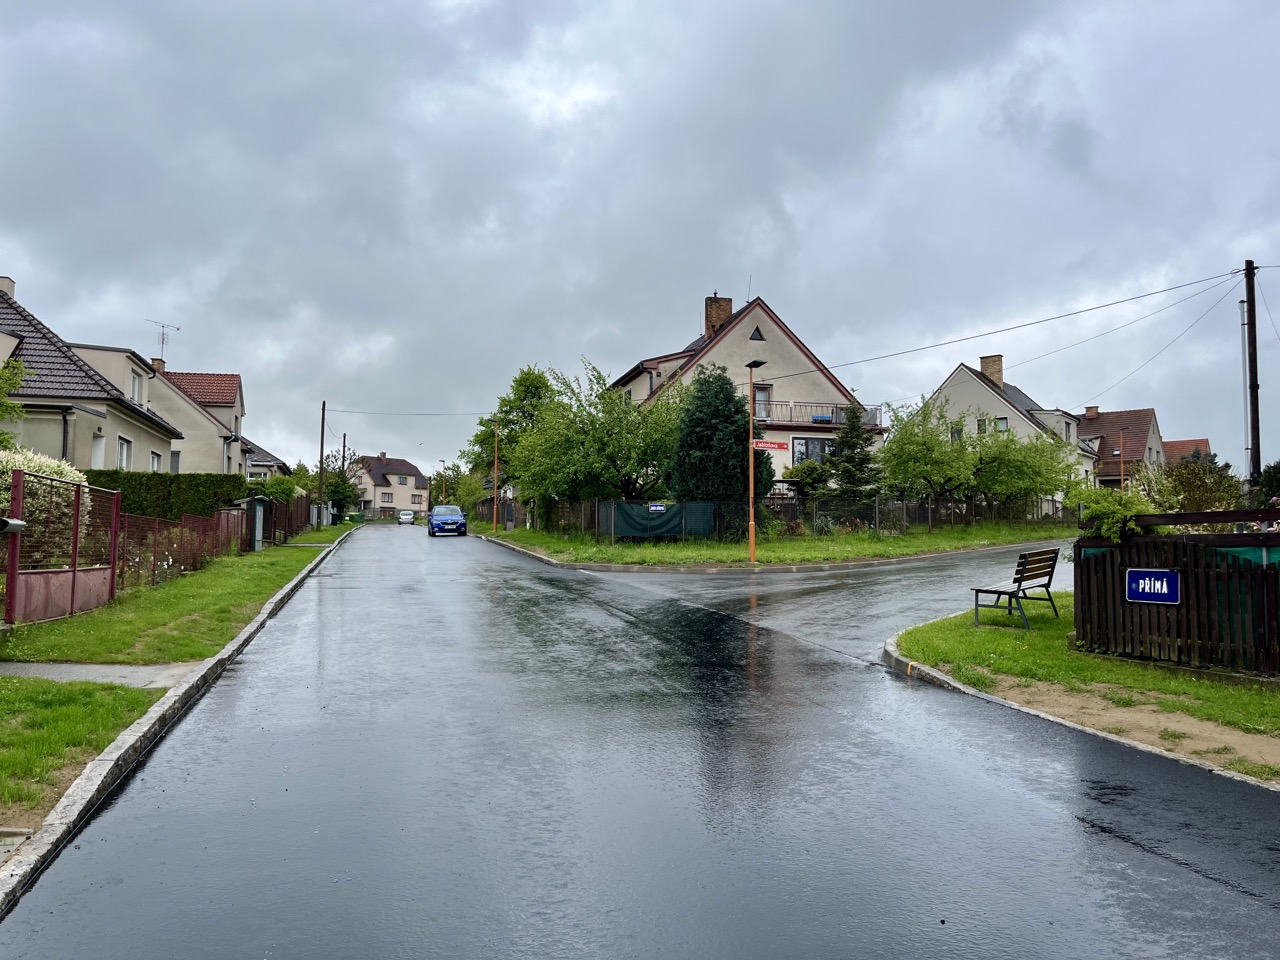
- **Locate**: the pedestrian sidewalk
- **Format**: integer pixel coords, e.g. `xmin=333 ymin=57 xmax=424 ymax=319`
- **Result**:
xmin=0 ymin=662 xmax=195 ymax=689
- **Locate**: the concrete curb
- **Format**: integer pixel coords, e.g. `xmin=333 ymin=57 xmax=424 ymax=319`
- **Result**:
xmin=0 ymin=526 xmax=358 ymax=918
xmin=476 ymin=534 xmax=1071 ymax=575
xmin=881 ymin=622 xmax=1280 ymax=795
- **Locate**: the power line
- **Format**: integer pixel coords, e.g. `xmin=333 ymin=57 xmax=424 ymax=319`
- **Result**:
xmin=1005 ymin=274 xmax=1239 ymax=371
xmin=327 ymin=409 xmax=492 ymax=417
xmin=1257 ymin=277 xmax=1280 ymax=344
xmin=1073 ymin=279 xmax=1241 ymax=408
xmin=753 ymin=271 xmax=1238 ymax=386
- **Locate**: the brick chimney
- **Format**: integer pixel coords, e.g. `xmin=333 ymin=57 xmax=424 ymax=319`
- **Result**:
xmin=151 ymin=357 xmax=165 ymax=373
xmin=704 ymin=292 xmax=733 ymax=340
xmin=1084 ymin=406 xmax=1098 ymax=420
xmin=378 ymin=451 xmax=387 ymax=459
xmin=0 ymin=277 xmax=14 ymax=298
xmin=979 ymin=354 xmax=1004 ymax=389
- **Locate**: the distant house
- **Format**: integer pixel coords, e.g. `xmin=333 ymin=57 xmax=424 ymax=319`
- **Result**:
xmin=1076 ymin=406 xmax=1165 ymax=489
xmin=928 ymin=355 xmax=1099 ymax=482
xmin=154 ymin=364 xmax=248 ymax=475
xmin=611 ymin=294 xmax=882 ymax=481
xmin=0 ymin=277 xmax=182 ymax=471
xmin=353 ymin=453 xmax=430 ymax=519
xmin=243 ymin=439 xmax=292 ymax=481
xmin=1163 ymin=438 xmax=1212 ymax=463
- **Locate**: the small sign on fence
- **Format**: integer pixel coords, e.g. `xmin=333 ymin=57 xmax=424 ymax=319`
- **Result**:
xmin=1125 ymin=568 xmax=1181 ymax=605
xmin=647 ymin=503 xmax=667 ymax=513
xmin=752 ymin=439 xmax=789 ymax=451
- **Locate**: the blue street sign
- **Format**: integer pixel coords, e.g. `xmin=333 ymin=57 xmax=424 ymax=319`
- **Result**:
xmin=1126 ymin=568 xmax=1180 ymax=605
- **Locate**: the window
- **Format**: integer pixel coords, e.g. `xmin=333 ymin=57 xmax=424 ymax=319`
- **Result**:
xmin=754 ymin=385 xmax=771 ymax=419
xmin=977 ymin=419 xmax=987 ymax=435
xmin=994 ymin=417 xmax=1009 ymax=432
xmin=792 ymin=437 xmax=834 ymax=464
xmin=950 ymin=426 xmax=964 ymax=443
xmin=1064 ymin=422 xmax=1072 ymax=441
xmin=411 ymin=494 xmax=422 ymax=505
xmin=624 ymin=389 xmax=632 ymax=403
xmin=129 ymin=371 xmax=141 ymax=402
xmin=398 ymin=476 xmax=407 ymax=485
xmin=150 ymin=451 xmax=162 ymax=472
xmin=170 ymin=450 xmax=181 ymax=474
xmin=117 ymin=437 xmax=132 ymax=469
xmin=380 ymin=492 xmax=393 ymax=503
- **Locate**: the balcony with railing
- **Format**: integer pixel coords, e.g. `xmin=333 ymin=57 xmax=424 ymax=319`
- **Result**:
xmin=751 ymin=401 xmax=882 ymax=428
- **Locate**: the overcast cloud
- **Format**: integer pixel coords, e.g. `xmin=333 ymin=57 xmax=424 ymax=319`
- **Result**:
xmin=2 ymin=0 xmax=1278 ymax=473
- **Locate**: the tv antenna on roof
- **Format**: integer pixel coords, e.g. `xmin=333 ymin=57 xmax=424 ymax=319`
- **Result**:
xmin=145 ymin=319 xmax=180 ymax=361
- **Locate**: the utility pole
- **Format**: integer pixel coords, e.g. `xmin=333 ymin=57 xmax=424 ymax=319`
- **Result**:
xmin=341 ymin=433 xmax=347 ymax=473
xmin=1244 ymin=260 xmax=1262 ymax=500
xmin=492 ymin=419 xmax=499 ymax=533
xmin=317 ymin=401 xmax=326 ymax=528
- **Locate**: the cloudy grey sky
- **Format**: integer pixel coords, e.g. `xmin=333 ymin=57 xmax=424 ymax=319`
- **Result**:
xmin=2 ymin=0 xmax=1278 ymax=474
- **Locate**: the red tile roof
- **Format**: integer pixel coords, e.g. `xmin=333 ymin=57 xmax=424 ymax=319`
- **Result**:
xmin=1076 ymin=408 xmax=1157 ymax=478
xmin=1164 ymin=438 xmax=1211 ymax=462
xmin=162 ymin=371 xmax=242 ymax=406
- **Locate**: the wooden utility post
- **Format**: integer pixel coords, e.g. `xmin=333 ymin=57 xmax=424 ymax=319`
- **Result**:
xmin=493 ymin=420 xmax=499 ymax=533
xmin=746 ymin=360 xmax=766 ymax=562
xmin=317 ymin=401 xmax=326 ymax=528
xmin=1244 ymin=260 xmax=1262 ymax=499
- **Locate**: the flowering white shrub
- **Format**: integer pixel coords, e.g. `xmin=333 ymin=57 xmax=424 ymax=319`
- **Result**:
xmin=0 ymin=449 xmax=89 ymax=513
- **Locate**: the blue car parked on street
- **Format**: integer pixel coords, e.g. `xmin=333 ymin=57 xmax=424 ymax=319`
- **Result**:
xmin=428 ymin=505 xmax=467 ymax=536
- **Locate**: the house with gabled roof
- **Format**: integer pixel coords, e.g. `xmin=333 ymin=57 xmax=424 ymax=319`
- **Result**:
xmin=244 ymin=439 xmax=293 ymax=481
xmin=1163 ymin=438 xmax=1212 ymax=463
xmin=150 ymin=361 xmax=247 ymax=475
xmin=354 ymin=453 xmax=430 ymax=519
xmin=611 ymin=294 xmax=882 ymax=478
xmin=1077 ymin=406 xmax=1166 ymax=489
xmin=928 ymin=354 xmax=1100 ymax=483
xmin=0 ymin=276 xmax=182 ymax=471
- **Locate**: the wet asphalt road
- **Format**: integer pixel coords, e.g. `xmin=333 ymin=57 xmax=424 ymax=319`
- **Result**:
xmin=2 ymin=527 xmax=1279 ymax=958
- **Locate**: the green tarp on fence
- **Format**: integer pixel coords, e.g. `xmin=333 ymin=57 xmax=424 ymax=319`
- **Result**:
xmin=601 ymin=502 xmax=714 ymax=538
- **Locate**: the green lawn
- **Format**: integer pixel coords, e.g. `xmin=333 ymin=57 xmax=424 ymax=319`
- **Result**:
xmin=0 ymin=547 xmax=321 ymax=664
xmin=0 ymin=676 xmax=162 ymax=817
xmin=897 ymin=593 xmax=1280 ymax=739
xmin=289 ymin=522 xmax=359 ymax=545
xmin=483 ymin=522 xmax=1070 ymax=566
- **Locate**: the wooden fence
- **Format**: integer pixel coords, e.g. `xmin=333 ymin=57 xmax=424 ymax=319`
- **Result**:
xmin=1074 ymin=530 xmax=1279 ymax=674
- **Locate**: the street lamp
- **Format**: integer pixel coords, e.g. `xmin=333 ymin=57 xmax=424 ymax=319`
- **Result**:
xmin=490 ymin=417 xmax=499 ymax=534
xmin=1116 ymin=426 xmax=1129 ymax=490
xmin=439 ymin=459 xmax=447 ymax=502
xmin=746 ymin=359 xmax=767 ymax=563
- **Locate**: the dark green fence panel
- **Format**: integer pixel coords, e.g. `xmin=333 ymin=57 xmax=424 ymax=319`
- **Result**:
xmin=603 ymin=502 xmax=714 ymax=538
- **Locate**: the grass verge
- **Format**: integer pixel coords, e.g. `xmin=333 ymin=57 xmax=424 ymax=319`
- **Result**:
xmin=0 ymin=676 xmax=162 ymax=824
xmin=897 ymin=592 xmax=1280 ymax=740
xmin=0 ymin=547 xmax=320 ymax=665
xmin=484 ymin=522 xmax=1068 ymax=566
xmin=289 ymin=522 xmax=358 ymax=545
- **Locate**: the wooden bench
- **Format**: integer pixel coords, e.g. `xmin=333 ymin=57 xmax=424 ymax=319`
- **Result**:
xmin=972 ymin=548 xmax=1060 ymax=628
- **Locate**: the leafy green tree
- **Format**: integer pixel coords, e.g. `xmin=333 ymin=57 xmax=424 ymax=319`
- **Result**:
xmin=827 ymin=408 xmax=880 ymax=500
xmin=664 ymin=365 xmax=774 ymax=502
xmin=877 ymin=397 xmax=973 ymax=506
xmin=513 ymin=360 xmax=686 ymax=502
xmin=969 ymin=429 xmax=1076 ymax=507
xmin=462 ymin=366 xmax=554 ymax=480
xmin=305 ymin=448 xmax=360 ymax=513
xmin=1261 ymin=458 xmax=1280 ymax=503
xmin=1165 ymin=451 xmax=1242 ymax=513
xmin=250 ymin=475 xmax=298 ymax=503
xmin=782 ymin=458 xmax=830 ymax=506
xmin=429 ymin=462 xmax=466 ymax=504
xmin=0 ymin=358 xmax=27 ymax=450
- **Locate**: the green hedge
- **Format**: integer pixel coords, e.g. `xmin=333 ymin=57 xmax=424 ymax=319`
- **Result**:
xmin=85 ymin=470 xmax=249 ymax=520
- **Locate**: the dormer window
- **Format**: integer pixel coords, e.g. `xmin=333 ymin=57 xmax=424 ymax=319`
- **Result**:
xmin=130 ymin=371 xmax=141 ymax=402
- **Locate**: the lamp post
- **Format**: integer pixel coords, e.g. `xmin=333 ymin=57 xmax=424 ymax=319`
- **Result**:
xmin=491 ymin=418 xmax=500 ymax=533
xmin=439 ymin=459 xmax=447 ymax=502
xmin=1116 ymin=426 xmax=1129 ymax=490
xmin=746 ymin=360 xmax=767 ymax=563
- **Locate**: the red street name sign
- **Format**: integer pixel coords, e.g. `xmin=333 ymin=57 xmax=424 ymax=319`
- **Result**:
xmin=752 ymin=439 xmax=789 ymax=451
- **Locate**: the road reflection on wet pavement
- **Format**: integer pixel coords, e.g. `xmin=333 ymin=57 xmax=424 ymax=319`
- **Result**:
xmin=1 ymin=529 xmax=1277 ymax=959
